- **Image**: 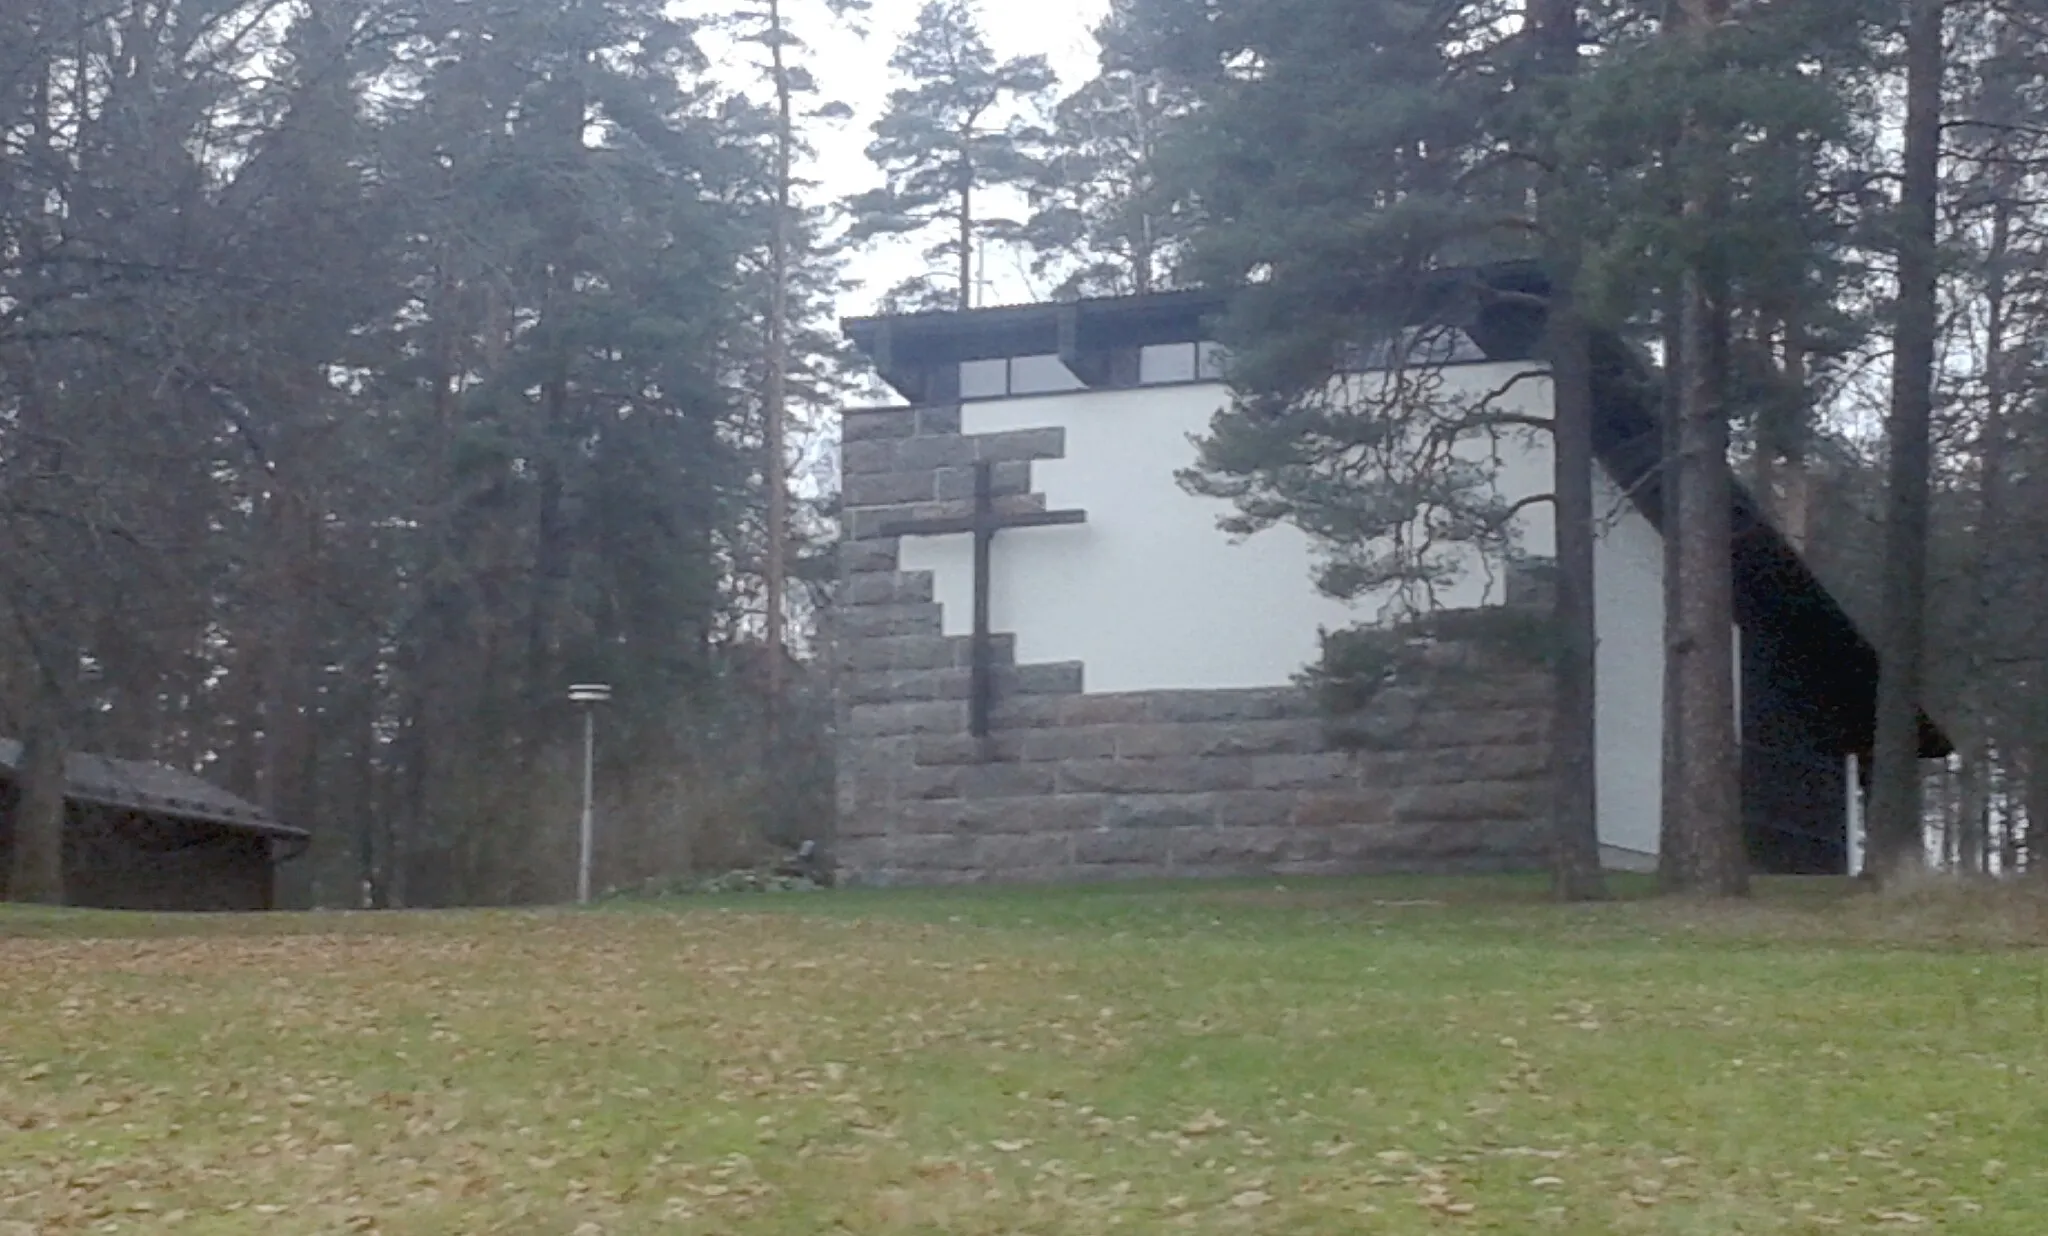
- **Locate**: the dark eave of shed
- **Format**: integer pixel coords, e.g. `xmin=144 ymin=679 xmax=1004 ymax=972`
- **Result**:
xmin=0 ymin=739 xmax=310 ymax=842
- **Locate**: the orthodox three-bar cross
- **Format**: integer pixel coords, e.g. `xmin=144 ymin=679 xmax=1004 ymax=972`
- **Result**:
xmin=881 ymin=461 xmax=1087 ymax=741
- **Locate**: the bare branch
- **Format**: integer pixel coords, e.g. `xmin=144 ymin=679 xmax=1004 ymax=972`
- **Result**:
xmin=1485 ymin=491 xmax=1557 ymax=534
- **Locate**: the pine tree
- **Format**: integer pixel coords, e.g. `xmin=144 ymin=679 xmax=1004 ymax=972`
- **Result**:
xmin=720 ymin=0 xmax=868 ymax=730
xmin=1947 ymin=6 xmax=2047 ymax=873
xmin=1136 ymin=0 xmax=1609 ymax=896
xmin=1025 ymin=0 xmax=1192 ymax=297
xmin=368 ymin=0 xmax=770 ymax=896
xmin=1868 ymin=0 xmax=1947 ymax=881
xmin=1131 ymin=0 xmax=1872 ymax=896
xmin=0 ymin=0 xmax=847 ymax=908
xmin=847 ymin=0 xmax=1056 ymax=310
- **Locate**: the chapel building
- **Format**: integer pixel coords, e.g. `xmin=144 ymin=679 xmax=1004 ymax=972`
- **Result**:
xmin=830 ymin=264 xmax=1947 ymax=886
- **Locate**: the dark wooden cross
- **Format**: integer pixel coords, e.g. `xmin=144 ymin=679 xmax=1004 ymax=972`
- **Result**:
xmin=882 ymin=461 xmax=1087 ymax=740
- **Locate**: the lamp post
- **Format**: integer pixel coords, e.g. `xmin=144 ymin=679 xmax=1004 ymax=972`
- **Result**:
xmin=568 ymin=683 xmax=612 ymax=905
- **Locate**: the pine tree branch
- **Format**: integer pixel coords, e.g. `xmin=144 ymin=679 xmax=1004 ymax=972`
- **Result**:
xmin=1944 ymin=117 xmax=2048 ymax=141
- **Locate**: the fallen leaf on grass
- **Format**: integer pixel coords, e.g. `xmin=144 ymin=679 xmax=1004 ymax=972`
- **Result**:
xmin=1418 ymin=1181 xmax=1476 ymax=1216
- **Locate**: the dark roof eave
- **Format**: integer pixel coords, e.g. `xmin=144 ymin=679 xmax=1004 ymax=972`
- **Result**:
xmin=842 ymin=288 xmax=1231 ymax=393
xmin=59 ymin=788 xmax=309 ymax=841
xmin=840 ymin=285 xmax=1226 ymax=342
xmin=837 ymin=261 xmax=1551 ymax=379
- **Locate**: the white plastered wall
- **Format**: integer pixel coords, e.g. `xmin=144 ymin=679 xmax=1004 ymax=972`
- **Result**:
xmin=932 ymin=381 xmax=1365 ymax=691
xmin=1591 ymin=465 xmax=1667 ymax=867
xmin=894 ymin=361 xmax=1707 ymax=866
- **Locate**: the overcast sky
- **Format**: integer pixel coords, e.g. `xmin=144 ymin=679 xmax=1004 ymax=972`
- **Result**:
xmin=796 ymin=0 xmax=1111 ymax=316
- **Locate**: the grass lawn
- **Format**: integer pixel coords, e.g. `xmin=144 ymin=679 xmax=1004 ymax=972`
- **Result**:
xmin=4 ymin=876 xmax=2048 ymax=1234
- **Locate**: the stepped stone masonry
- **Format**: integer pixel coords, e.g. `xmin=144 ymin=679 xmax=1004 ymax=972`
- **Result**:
xmin=831 ymin=400 xmax=1554 ymax=887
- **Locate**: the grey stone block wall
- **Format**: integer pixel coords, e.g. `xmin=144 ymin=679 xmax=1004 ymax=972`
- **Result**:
xmin=832 ymin=399 xmax=1554 ymax=887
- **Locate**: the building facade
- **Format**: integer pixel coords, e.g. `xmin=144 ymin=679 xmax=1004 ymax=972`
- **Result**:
xmin=830 ymin=274 xmax=1944 ymax=887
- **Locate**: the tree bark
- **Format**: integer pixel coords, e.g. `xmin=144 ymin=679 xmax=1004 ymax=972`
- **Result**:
xmin=259 ymin=480 xmax=320 ymax=832
xmin=1671 ymin=262 xmax=1746 ymax=895
xmin=1868 ymin=0 xmax=1945 ymax=882
xmin=1129 ymin=74 xmax=1162 ymax=296
xmin=1666 ymin=0 xmax=1745 ymax=895
xmin=1658 ymin=280 xmax=1691 ymax=889
xmin=1546 ymin=285 xmax=1608 ymax=900
xmin=1530 ymin=0 xmax=1606 ymax=901
xmin=958 ymin=169 xmax=975 ymax=311
xmin=1775 ymin=308 xmax=1812 ymax=556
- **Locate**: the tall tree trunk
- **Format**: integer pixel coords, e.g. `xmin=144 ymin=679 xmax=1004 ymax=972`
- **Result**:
xmin=1531 ymin=0 xmax=1606 ymax=901
xmin=528 ymin=394 xmax=571 ymax=706
xmin=2021 ymin=749 xmax=2048 ymax=874
xmin=1668 ymin=0 xmax=1744 ymax=895
xmin=7 ymin=698 xmax=68 ymax=904
xmin=396 ymin=712 xmax=426 ymax=909
xmin=2001 ymin=756 xmax=2022 ymax=874
xmin=1868 ymin=0 xmax=1945 ymax=881
xmin=356 ymin=692 xmax=379 ymax=908
xmin=1658 ymin=282 xmax=1691 ymax=888
xmin=1130 ymin=78 xmax=1161 ymax=296
xmin=527 ymin=61 xmax=588 ymax=718
xmin=260 ymin=480 xmax=320 ymax=836
xmin=1672 ymin=265 xmax=1745 ymax=894
xmin=1958 ymin=742 xmax=1987 ymax=874
xmin=1775 ymin=308 xmax=1812 ymax=555
xmin=1546 ymin=287 xmax=1608 ymax=900
xmin=1939 ymin=759 xmax=1959 ymax=868
xmin=762 ymin=0 xmax=794 ymax=738
xmin=261 ymin=618 xmax=317 ymax=909
xmin=1965 ymin=36 xmax=2018 ymax=883
xmin=958 ymin=151 xmax=975 ymax=310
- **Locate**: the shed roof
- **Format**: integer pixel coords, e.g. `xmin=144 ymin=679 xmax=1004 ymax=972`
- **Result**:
xmin=0 ymin=740 xmax=308 ymax=842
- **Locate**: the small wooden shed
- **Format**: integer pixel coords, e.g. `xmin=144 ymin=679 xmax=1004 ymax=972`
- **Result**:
xmin=0 ymin=741 xmax=308 ymax=911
